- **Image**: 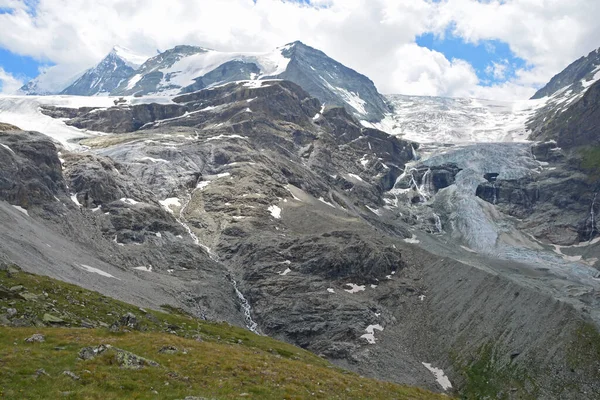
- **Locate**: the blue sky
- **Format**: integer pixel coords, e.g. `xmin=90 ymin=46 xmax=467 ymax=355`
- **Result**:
xmin=416 ymin=33 xmax=528 ymax=86
xmin=0 ymin=48 xmax=51 ymax=81
xmin=0 ymin=0 xmax=598 ymax=99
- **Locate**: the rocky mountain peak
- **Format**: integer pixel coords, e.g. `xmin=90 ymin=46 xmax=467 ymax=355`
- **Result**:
xmin=531 ymin=46 xmax=600 ymax=99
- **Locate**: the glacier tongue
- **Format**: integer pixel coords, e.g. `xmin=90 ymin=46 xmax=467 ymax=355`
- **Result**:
xmin=388 ymin=142 xmax=600 ymax=290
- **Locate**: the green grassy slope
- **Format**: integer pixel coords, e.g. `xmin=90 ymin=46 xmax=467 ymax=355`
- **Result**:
xmin=0 ymin=266 xmax=449 ymax=399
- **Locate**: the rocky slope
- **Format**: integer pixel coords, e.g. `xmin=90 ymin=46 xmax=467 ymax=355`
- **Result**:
xmin=2 ymin=74 xmax=600 ymax=399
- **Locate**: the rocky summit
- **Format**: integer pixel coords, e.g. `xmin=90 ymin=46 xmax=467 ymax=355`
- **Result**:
xmin=2 ymin=40 xmax=600 ymax=400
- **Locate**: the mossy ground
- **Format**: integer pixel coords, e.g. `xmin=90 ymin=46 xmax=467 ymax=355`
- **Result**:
xmin=0 ymin=268 xmax=449 ymax=399
xmin=579 ymin=146 xmax=600 ymax=182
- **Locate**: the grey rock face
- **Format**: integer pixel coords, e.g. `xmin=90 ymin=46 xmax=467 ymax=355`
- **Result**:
xmin=277 ymin=41 xmax=389 ymax=122
xmin=527 ymin=47 xmax=600 ymax=148
xmin=529 ymin=79 xmax=600 ymax=148
xmin=180 ymin=60 xmax=261 ymax=94
xmin=0 ymin=130 xmax=66 ymax=208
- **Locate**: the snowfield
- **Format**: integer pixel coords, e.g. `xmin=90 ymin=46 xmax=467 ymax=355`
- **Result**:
xmin=0 ymin=95 xmax=174 ymax=149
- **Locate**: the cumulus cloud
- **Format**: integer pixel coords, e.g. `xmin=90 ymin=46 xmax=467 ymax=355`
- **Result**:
xmin=0 ymin=0 xmax=598 ymax=100
xmin=0 ymin=67 xmax=24 ymax=94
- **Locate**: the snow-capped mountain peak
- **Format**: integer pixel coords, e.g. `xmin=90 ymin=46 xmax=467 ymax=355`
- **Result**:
xmin=60 ymin=47 xmax=151 ymax=96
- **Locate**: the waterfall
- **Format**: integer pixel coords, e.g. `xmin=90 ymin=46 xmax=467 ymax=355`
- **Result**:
xmin=411 ymin=145 xmax=419 ymax=161
xmin=175 ymin=192 xmax=215 ymax=259
xmin=231 ymin=278 xmax=260 ymax=334
xmin=418 ymin=169 xmax=434 ymax=200
xmin=492 ymin=182 xmax=497 ymax=205
xmin=590 ymin=192 xmax=598 ymax=242
xmin=433 ymin=213 xmax=443 ymax=233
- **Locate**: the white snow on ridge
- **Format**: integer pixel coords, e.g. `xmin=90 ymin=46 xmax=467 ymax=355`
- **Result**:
xmin=155 ymin=46 xmax=291 ymax=92
xmin=0 ymin=143 xmax=15 ymax=154
xmin=112 ymin=45 xmax=150 ymax=69
xmin=206 ymin=134 xmax=247 ymax=142
xmin=139 ymin=156 xmax=169 ymax=163
xmin=12 ymin=205 xmax=29 ymax=216
xmin=126 ymin=74 xmax=143 ymax=90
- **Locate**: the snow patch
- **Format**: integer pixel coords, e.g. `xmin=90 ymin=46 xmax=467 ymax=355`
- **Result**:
xmin=70 ymin=194 xmax=81 ymax=207
xmin=134 ymin=266 xmax=153 ymax=272
xmin=268 ymin=205 xmax=282 ymax=219
xmin=196 ymin=181 xmax=211 ymax=190
xmin=344 ymin=283 xmax=366 ymax=293
xmin=365 ymin=205 xmax=381 ymax=215
xmin=159 ymin=198 xmax=181 ymax=212
xmin=327 ymin=288 xmax=335 ymax=293
xmin=347 ymin=173 xmax=364 ymax=182
xmin=422 ymin=363 xmax=453 ymax=391
xmin=360 ymin=154 xmax=369 ymax=167
xmin=360 ymin=324 xmax=384 ymax=344
xmin=278 ymin=268 xmax=291 ymax=276
xmin=404 ymin=235 xmax=420 ymax=244
xmin=80 ymin=264 xmax=120 ymax=280
xmin=318 ymin=197 xmax=336 ymax=208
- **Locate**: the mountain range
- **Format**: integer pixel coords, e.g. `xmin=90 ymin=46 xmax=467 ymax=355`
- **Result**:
xmin=21 ymin=41 xmax=388 ymax=122
xmin=3 ymin=40 xmax=600 ymax=399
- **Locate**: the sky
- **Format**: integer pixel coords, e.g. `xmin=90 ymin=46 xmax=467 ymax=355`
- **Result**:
xmin=0 ymin=0 xmax=599 ymax=100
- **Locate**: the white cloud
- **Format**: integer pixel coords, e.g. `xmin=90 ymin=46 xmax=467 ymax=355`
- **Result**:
xmin=435 ymin=0 xmax=600 ymax=87
xmin=0 ymin=0 xmax=598 ymax=100
xmin=0 ymin=67 xmax=24 ymax=94
xmin=386 ymin=44 xmax=479 ymax=97
xmin=485 ymin=60 xmax=509 ymax=81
